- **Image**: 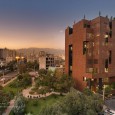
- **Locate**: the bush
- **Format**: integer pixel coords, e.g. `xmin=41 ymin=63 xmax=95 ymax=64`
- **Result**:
xmin=111 ymin=82 xmax=115 ymax=89
xmin=31 ymin=87 xmax=38 ymax=92
xmin=32 ymin=100 xmax=38 ymax=106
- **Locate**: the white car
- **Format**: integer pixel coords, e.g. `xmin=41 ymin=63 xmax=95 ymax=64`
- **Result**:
xmin=104 ymin=108 xmax=115 ymax=115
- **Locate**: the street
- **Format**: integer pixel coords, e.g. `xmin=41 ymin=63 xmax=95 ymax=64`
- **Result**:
xmin=1 ymin=71 xmax=17 ymax=87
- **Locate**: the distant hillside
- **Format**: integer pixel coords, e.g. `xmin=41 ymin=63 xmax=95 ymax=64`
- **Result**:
xmin=17 ymin=48 xmax=65 ymax=56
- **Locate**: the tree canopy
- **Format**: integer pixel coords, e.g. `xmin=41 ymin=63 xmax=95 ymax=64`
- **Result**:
xmin=40 ymin=88 xmax=103 ymax=115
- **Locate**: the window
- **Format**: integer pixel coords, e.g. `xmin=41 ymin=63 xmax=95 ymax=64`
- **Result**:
xmin=69 ymin=45 xmax=73 ymax=75
xmin=109 ymin=21 xmax=112 ymax=29
xmin=87 ymin=59 xmax=93 ymax=65
xmin=102 ymin=78 xmax=109 ymax=83
xmin=84 ymin=24 xmax=90 ymax=28
xmin=104 ymin=32 xmax=109 ymax=45
xmin=83 ymin=77 xmax=87 ymax=81
xmin=94 ymin=59 xmax=98 ymax=64
xmin=70 ymin=66 xmax=72 ymax=71
xmin=69 ymin=27 xmax=73 ymax=35
xmin=105 ymin=59 xmax=108 ymax=72
xmin=109 ymin=30 xmax=112 ymax=38
xmin=83 ymin=41 xmax=89 ymax=55
xmin=105 ymin=68 xmax=108 ymax=73
xmin=109 ymin=51 xmax=112 ymax=64
xmin=105 ymin=38 xmax=108 ymax=45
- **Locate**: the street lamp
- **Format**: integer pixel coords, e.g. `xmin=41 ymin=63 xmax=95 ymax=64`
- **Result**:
xmin=103 ymin=85 xmax=105 ymax=101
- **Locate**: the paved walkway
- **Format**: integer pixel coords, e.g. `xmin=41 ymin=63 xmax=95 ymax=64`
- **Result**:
xmin=22 ymin=77 xmax=66 ymax=99
xmin=2 ymin=77 xmax=17 ymax=87
xmin=2 ymin=99 xmax=15 ymax=115
xmin=2 ymin=72 xmax=17 ymax=115
xmin=22 ymin=86 xmax=62 ymax=98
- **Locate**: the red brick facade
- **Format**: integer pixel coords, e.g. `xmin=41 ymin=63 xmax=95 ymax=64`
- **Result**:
xmin=65 ymin=16 xmax=115 ymax=91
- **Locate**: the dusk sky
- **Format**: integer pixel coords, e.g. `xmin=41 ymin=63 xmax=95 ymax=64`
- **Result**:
xmin=0 ymin=0 xmax=115 ymax=49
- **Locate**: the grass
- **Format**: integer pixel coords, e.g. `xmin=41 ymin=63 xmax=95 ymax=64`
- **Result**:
xmin=3 ymin=78 xmax=31 ymax=96
xmin=25 ymin=94 xmax=63 ymax=115
xmin=3 ymin=79 xmax=22 ymax=95
xmin=9 ymin=94 xmax=63 ymax=115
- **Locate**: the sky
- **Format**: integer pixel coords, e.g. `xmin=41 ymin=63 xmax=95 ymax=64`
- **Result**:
xmin=0 ymin=0 xmax=115 ymax=49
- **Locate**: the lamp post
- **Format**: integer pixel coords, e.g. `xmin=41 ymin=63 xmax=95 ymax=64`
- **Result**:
xmin=103 ymin=85 xmax=105 ymax=101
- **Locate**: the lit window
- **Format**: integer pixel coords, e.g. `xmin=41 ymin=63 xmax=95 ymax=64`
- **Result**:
xmin=104 ymin=34 xmax=109 ymax=38
xmin=83 ymin=41 xmax=89 ymax=55
xmin=105 ymin=59 xmax=108 ymax=73
xmin=96 ymin=34 xmax=100 ymax=37
xmin=70 ymin=66 xmax=72 ymax=71
xmin=93 ymin=42 xmax=94 ymax=46
xmin=105 ymin=68 xmax=108 ymax=73
xmin=83 ymin=77 xmax=87 ymax=81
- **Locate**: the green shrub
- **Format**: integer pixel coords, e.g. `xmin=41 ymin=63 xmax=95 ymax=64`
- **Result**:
xmin=32 ymin=100 xmax=38 ymax=106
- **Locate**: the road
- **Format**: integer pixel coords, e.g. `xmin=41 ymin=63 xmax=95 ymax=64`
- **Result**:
xmin=1 ymin=72 xmax=17 ymax=87
xmin=2 ymin=71 xmax=17 ymax=79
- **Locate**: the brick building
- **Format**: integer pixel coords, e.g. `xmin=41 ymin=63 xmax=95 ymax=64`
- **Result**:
xmin=65 ymin=15 xmax=115 ymax=91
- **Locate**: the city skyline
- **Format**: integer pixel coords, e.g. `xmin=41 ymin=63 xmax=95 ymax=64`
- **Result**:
xmin=0 ymin=0 xmax=115 ymax=49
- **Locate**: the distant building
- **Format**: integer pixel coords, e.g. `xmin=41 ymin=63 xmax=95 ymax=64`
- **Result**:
xmin=26 ymin=54 xmax=38 ymax=62
xmin=39 ymin=51 xmax=55 ymax=70
xmin=65 ymin=15 xmax=115 ymax=91
xmin=0 ymin=48 xmax=16 ymax=63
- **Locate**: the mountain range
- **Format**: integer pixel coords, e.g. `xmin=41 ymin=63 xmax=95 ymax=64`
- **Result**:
xmin=17 ymin=48 xmax=65 ymax=56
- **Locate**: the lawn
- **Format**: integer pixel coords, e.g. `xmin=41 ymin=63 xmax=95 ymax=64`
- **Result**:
xmin=3 ymin=77 xmax=32 ymax=96
xmin=10 ymin=94 xmax=63 ymax=115
xmin=3 ymin=79 xmax=22 ymax=95
xmin=25 ymin=94 xmax=63 ymax=115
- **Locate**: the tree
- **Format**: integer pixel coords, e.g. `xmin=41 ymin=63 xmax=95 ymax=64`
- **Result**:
xmin=17 ymin=74 xmax=23 ymax=81
xmin=54 ymin=74 xmax=74 ymax=93
xmin=40 ymin=88 xmax=103 ymax=115
xmin=0 ymin=86 xmax=3 ymax=90
xmin=33 ymin=60 xmax=39 ymax=70
xmin=111 ymin=82 xmax=115 ymax=89
xmin=54 ymin=69 xmax=63 ymax=78
xmin=38 ymin=69 xmax=47 ymax=76
xmin=18 ymin=63 xmax=27 ymax=74
xmin=7 ymin=60 xmax=17 ymax=71
xmin=83 ymin=88 xmax=93 ymax=96
xmin=22 ymin=73 xmax=32 ymax=87
xmin=13 ymin=94 xmax=25 ymax=115
xmin=0 ymin=91 xmax=10 ymax=114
